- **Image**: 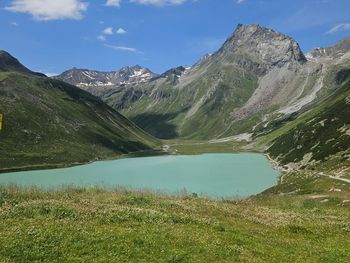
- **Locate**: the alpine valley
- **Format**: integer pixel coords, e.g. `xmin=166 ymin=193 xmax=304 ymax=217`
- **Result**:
xmin=55 ymin=24 xmax=350 ymax=182
xmin=1 ymin=22 xmax=350 ymax=263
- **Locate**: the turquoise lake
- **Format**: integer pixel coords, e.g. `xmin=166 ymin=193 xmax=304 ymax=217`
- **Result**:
xmin=0 ymin=153 xmax=280 ymax=198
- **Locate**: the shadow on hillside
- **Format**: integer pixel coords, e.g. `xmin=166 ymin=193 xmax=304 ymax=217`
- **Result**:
xmin=131 ymin=110 xmax=187 ymax=139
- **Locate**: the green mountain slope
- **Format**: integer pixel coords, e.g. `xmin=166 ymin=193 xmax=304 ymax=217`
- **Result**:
xmin=124 ymin=66 xmax=259 ymax=140
xmin=0 ymin=71 xmax=159 ymax=171
xmin=251 ymin=75 xmax=350 ymax=195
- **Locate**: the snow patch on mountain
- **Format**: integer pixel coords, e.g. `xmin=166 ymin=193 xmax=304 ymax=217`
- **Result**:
xmin=55 ymin=66 xmax=158 ymax=89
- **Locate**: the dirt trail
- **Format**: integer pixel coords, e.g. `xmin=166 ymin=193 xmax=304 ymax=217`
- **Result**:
xmin=326 ymin=175 xmax=350 ymax=184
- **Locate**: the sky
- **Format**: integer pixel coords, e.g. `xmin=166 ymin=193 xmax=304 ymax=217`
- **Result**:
xmin=0 ymin=0 xmax=350 ymax=75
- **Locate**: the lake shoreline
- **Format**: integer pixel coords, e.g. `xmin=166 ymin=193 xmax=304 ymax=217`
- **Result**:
xmin=0 ymin=142 xmax=269 ymax=175
xmin=0 ymin=149 xmax=167 ymax=174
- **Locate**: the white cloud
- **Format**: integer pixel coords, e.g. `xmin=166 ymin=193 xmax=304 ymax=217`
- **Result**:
xmin=237 ymin=0 xmax=246 ymax=3
xmin=116 ymin=28 xmax=127 ymax=34
xmin=5 ymin=0 xmax=88 ymax=21
xmin=10 ymin=22 xmax=19 ymax=26
xmin=130 ymin=0 xmax=187 ymax=7
xmin=104 ymin=44 xmax=140 ymax=53
xmin=106 ymin=0 xmax=121 ymax=7
xmin=103 ymin=27 xmax=114 ymax=35
xmin=326 ymin=23 xmax=350 ymax=34
xmin=97 ymin=35 xmax=107 ymax=41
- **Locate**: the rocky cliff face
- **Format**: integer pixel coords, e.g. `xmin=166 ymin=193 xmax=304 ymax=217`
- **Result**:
xmin=215 ymin=24 xmax=307 ymax=75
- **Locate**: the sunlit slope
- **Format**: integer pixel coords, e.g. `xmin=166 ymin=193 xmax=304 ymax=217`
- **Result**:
xmin=266 ymin=78 xmax=350 ymax=173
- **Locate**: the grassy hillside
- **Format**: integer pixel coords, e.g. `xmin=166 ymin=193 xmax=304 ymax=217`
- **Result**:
xmin=266 ymin=78 xmax=350 ymax=170
xmin=0 ymin=186 xmax=349 ymax=263
xmin=0 ymin=72 xmax=159 ymax=171
xmin=248 ymin=77 xmax=350 ymax=196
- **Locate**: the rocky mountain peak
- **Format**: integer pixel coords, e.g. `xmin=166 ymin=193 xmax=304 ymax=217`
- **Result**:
xmin=217 ymin=24 xmax=307 ymax=74
xmin=131 ymin=65 xmax=143 ymax=70
xmin=120 ymin=65 xmax=140 ymax=72
xmin=159 ymin=66 xmax=186 ymax=79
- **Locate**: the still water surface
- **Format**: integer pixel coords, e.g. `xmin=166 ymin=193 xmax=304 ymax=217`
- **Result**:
xmin=0 ymin=153 xmax=280 ymax=198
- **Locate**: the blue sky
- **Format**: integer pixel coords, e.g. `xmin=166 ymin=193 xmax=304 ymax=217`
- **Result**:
xmin=1 ymin=0 xmax=350 ymax=75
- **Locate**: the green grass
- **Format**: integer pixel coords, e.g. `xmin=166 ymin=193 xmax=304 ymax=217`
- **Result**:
xmin=265 ymin=169 xmax=350 ymax=195
xmin=0 ymin=186 xmax=349 ymax=263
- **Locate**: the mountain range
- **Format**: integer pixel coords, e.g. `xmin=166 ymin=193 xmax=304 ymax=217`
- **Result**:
xmin=56 ymin=24 xmax=350 ymax=143
xmin=56 ymin=65 xmax=158 ymax=90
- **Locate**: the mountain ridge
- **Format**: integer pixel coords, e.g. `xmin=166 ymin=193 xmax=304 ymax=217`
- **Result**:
xmin=0 ymin=50 xmax=46 ymax=77
xmin=307 ymin=36 xmax=350 ymax=60
xmin=55 ymin=65 xmax=158 ymax=90
xmin=55 ymin=24 xmax=350 ymax=141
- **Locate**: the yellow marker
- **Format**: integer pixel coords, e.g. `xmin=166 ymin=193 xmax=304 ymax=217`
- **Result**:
xmin=0 ymin=113 xmax=2 ymax=130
